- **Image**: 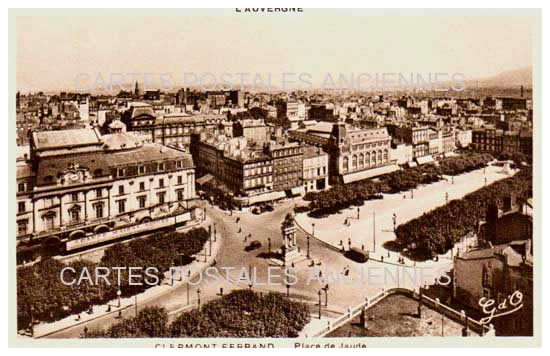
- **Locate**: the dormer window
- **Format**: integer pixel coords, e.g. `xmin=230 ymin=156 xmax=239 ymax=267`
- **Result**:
xmin=118 ymin=168 xmax=125 ymax=177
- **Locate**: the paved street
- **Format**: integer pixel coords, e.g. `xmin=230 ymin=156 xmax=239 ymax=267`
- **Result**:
xmin=41 ymin=165 xmax=514 ymax=338
xmin=296 ymin=165 xmax=514 ymax=262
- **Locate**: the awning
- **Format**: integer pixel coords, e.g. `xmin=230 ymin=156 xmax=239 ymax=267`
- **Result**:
xmin=342 ymin=164 xmax=400 ymax=184
xmin=407 ymin=161 xmax=417 ymax=168
xmin=247 ymin=191 xmax=286 ymax=205
xmin=291 ymin=186 xmax=305 ymax=196
xmin=444 ymin=152 xmax=457 ymax=158
xmin=416 ymin=155 xmax=434 ymax=165
xmin=196 ymin=174 xmax=214 ymax=185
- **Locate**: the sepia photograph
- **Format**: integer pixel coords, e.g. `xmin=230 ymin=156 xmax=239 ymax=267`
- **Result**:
xmin=7 ymin=6 xmax=542 ymax=348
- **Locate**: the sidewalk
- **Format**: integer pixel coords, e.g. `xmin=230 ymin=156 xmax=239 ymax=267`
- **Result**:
xmin=28 ymin=215 xmax=222 ymax=339
xmin=295 ymin=166 xmax=514 ymax=270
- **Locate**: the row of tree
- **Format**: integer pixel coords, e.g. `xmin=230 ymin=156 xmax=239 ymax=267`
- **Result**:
xmin=82 ymin=290 xmax=311 ymax=338
xmin=304 ymin=153 xmax=494 ymax=217
xmin=17 ymin=227 xmax=209 ymax=330
xmin=389 ymin=166 xmax=532 ymax=261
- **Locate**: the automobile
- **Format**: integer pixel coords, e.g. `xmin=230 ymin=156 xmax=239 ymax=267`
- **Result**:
xmin=252 ymin=207 xmax=262 ymax=215
xmin=263 ymin=204 xmax=274 ymax=212
xmin=245 ymin=240 xmax=262 ymax=252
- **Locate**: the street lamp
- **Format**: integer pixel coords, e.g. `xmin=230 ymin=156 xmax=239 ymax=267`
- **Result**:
xmin=323 ymin=284 xmax=329 ymax=307
xmin=268 ymin=237 xmax=271 ymax=253
xmin=117 ymin=289 xmax=122 ymax=307
xmin=306 ymin=235 xmax=310 ymax=259
xmin=29 ymin=306 xmax=34 ymax=337
xmin=318 ymin=290 xmax=322 ymax=319
xmin=197 ymin=288 xmax=201 ymax=309
xmin=392 ymin=213 xmax=397 ymax=232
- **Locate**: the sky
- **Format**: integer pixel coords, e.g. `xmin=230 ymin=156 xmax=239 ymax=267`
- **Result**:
xmin=15 ymin=11 xmax=535 ymax=93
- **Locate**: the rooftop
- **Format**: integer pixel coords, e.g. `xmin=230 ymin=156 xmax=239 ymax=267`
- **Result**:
xmin=32 ymin=128 xmax=102 ymax=150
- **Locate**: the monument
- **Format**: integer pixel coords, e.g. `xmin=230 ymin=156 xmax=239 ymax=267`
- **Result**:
xmin=279 ymin=212 xmax=303 ymax=266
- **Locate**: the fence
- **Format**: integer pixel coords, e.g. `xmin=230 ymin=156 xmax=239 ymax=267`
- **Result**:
xmin=311 ymin=287 xmax=493 ymax=337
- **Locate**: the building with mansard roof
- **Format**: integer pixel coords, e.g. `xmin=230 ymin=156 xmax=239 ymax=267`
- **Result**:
xmin=16 ymin=128 xmax=195 ymax=262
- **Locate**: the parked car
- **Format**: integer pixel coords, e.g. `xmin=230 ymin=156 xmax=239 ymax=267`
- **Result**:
xmin=245 ymin=240 xmax=262 ymax=251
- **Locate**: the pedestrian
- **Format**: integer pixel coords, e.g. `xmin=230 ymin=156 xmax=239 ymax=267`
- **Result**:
xmin=84 ymin=326 xmax=88 ymax=336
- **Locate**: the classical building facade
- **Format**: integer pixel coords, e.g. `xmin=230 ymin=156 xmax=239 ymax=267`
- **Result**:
xmin=17 ymin=128 xmax=195 ymax=260
xmin=121 ymin=103 xmax=226 ymax=149
xmin=289 ymin=121 xmax=397 ymax=184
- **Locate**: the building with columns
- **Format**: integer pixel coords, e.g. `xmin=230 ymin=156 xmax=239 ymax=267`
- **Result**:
xmin=17 ymin=128 xmax=195 ymax=260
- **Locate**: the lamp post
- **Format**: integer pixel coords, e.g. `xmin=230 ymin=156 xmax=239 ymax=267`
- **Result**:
xmin=213 ymin=223 xmax=216 ymax=242
xmin=306 ymin=235 xmax=310 ymax=259
xmin=318 ymin=290 xmax=322 ymax=319
xmin=268 ymin=237 xmax=271 ymax=253
xmin=208 ymin=230 xmax=212 ymax=256
xmin=197 ymin=288 xmax=201 ymax=309
xmin=357 ymin=207 xmax=360 ymax=219
xmin=392 ymin=213 xmax=397 ymax=232
xmin=451 ymin=176 xmax=454 ymax=185
xmin=312 ymin=222 xmax=315 ymax=237
xmin=117 ymin=289 xmax=121 ymax=308
xmin=323 ymin=284 xmax=329 ymax=307
xmin=29 ymin=306 xmax=34 ymax=337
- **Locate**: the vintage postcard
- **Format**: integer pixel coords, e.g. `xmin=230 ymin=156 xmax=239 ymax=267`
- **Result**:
xmin=8 ymin=8 xmax=541 ymax=348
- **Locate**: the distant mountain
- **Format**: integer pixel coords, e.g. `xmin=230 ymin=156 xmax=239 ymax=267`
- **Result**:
xmin=471 ymin=66 xmax=532 ymax=88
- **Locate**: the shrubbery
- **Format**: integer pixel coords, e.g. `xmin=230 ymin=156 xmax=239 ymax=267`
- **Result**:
xmin=17 ymin=227 xmax=209 ymax=330
xmin=83 ymin=290 xmax=311 ymax=338
xmin=306 ymin=153 xmax=493 ymax=217
xmin=389 ymin=166 xmax=532 ymax=261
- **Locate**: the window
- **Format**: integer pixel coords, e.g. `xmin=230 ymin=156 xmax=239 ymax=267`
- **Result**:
xmin=158 ymin=163 xmax=165 ymax=171
xmin=139 ymin=182 xmax=145 ymax=191
xmin=159 ymin=179 xmax=164 ymax=188
xmin=71 ymin=209 xmax=80 ymax=222
xmin=138 ymin=196 xmax=146 ymax=209
xmin=118 ymin=200 xmax=126 ymax=214
xmin=139 ymin=166 xmax=145 ymax=174
xmin=118 ymin=168 xmax=125 ymax=177
xmin=18 ymin=183 xmax=25 ymax=192
xmin=95 ymin=204 xmax=103 ymax=218
xmin=176 ymin=161 xmax=182 ymax=169
xmin=177 ymin=190 xmax=184 ymax=201
xmin=71 ymin=193 xmax=78 ymax=202
xmin=157 ymin=192 xmax=166 ymax=204
xmin=44 ymin=215 xmax=54 ymax=230
xmin=119 ymin=185 xmax=124 ymax=195
xmin=96 ymin=188 xmax=102 ymax=198
xmin=17 ymin=220 xmax=27 ymax=235
xmin=177 ymin=175 xmax=183 ymax=185
xmin=18 ymin=202 xmax=25 ymax=213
